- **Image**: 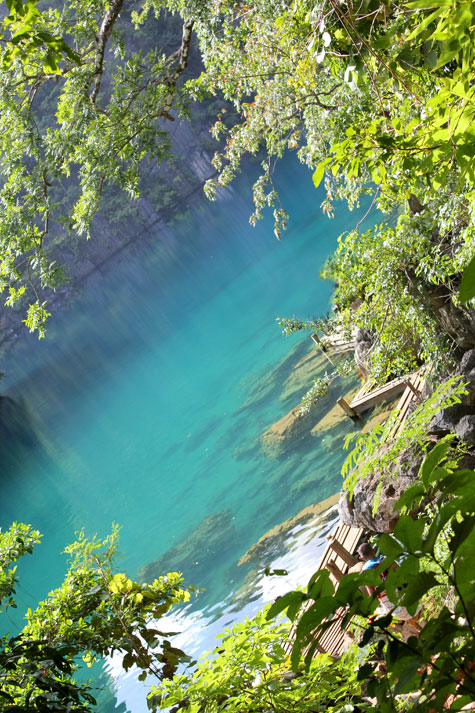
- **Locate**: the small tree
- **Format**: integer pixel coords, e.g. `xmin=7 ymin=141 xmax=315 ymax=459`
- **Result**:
xmin=0 ymin=523 xmax=193 ymax=710
xmin=153 ymin=605 xmax=363 ymax=713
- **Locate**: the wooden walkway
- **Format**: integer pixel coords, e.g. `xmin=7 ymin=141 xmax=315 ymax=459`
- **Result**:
xmin=337 ymin=370 xmax=423 ymax=420
xmin=284 ymin=370 xmax=426 ymax=659
xmin=283 ymin=524 xmax=364 ymax=658
xmin=311 ymin=326 xmax=356 ymax=357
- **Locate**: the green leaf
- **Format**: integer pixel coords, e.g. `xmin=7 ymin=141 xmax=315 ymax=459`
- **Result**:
xmin=433 ymin=38 xmax=461 ymax=69
xmin=265 ymin=591 xmax=304 ymax=621
xmin=459 ymin=254 xmax=475 ymax=303
xmin=296 ymin=597 xmax=337 ymax=639
xmin=393 ymin=515 xmax=425 ymax=553
xmin=449 ymin=516 xmax=475 ymax=558
xmin=378 ymin=534 xmax=405 ymax=559
xmin=307 ymin=568 xmax=334 ymax=599
xmin=394 ymin=483 xmax=426 ymax=511
xmin=406 ymin=7 xmax=447 ymax=41
xmin=405 ymin=0 xmax=450 ymax=8
xmin=420 ymin=440 xmax=451 ymax=486
xmin=372 ymin=34 xmax=391 ymax=49
xmin=313 ymin=161 xmax=327 ymax=187
xmin=399 ymin=570 xmax=439 ymax=609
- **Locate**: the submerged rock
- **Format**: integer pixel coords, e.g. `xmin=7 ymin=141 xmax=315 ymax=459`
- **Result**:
xmin=227 ymin=494 xmax=340 ymax=609
xmin=279 ymin=349 xmax=331 ymax=403
xmin=237 ymin=341 xmax=308 ymax=413
xmin=310 ymin=386 xmax=360 ymax=436
xmin=238 ymin=493 xmax=339 ymax=567
xmin=261 ymin=402 xmax=321 ymax=459
xmin=137 ymin=510 xmax=236 ymax=585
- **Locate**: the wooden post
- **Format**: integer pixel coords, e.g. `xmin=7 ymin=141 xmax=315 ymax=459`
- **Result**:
xmin=328 ymin=539 xmax=358 ymax=567
xmin=327 ymin=560 xmax=344 ymax=583
xmin=405 ymin=379 xmax=421 ymax=399
xmin=337 ymin=396 xmax=358 ymax=420
xmin=311 ymin=333 xmax=334 ymax=365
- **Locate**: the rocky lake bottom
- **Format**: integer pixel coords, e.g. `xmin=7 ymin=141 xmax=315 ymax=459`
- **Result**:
xmin=0 ymin=157 xmax=380 ymax=712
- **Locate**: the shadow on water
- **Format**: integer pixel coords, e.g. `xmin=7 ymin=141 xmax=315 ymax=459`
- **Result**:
xmin=0 ymin=396 xmax=75 ymax=535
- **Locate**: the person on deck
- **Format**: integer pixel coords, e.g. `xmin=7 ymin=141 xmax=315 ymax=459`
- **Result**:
xmin=357 ymin=542 xmax=422 ymax=634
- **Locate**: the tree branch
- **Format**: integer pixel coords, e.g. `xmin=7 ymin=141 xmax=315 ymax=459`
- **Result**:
xmin=90 ymin=0 xmax=125 ymax=104
xmin=159 ymin=20 xmax=194 ymax=121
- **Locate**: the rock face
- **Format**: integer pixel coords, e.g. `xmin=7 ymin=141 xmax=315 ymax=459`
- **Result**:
xmin=427 ymin=349 xmax=475 ymax=435
xmin=354 ymin=328 xmax=374 ymax=378
xmin=339 ymin=348 xmax=475 ymax=532
xmin=428 ymin=402 xmax=475 ymax=435
xmin=338 ymin=444 xmax=424 ymax=533
xmin=456 ymin=348 xmax=475 ymax=401
xmin=455 ymin=415 xmax=475 ymax=446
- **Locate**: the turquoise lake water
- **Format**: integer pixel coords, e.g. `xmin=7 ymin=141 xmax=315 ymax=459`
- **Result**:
xmin=0 ymin=157 xmax=376 ymax=711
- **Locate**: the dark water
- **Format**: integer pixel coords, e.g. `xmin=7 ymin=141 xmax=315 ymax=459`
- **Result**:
xmin=0 ymin=157 xmax=376 ymax=711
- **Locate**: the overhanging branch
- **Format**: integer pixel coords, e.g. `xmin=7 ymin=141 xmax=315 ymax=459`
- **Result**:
xmin=90 ymin=0 xmax=125 ymax=104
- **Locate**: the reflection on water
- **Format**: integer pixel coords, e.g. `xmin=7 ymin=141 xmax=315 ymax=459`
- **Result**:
xmin=0 ymin=157 xmax=377 ymax=711
xmin=106 ymin=499 xmax=339 ymax=713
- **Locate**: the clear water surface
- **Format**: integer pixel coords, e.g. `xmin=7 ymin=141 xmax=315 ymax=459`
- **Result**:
xmin=0 ymin=157 xmax=377 ymax=711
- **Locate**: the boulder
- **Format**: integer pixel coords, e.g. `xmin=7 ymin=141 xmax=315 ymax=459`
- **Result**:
xmin=455 ymin=414 xmax=475 ymax=447
xmin=428 ymin=403 xmax=475 ymax=436
xmin=338 ymin=445 xmax=424 ymax=533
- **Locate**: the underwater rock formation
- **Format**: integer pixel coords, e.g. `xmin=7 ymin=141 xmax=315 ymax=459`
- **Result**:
xmin=137 ymin=510 xmax=236 ymax=585
xmin=279 ymin=349 xmax=331 ymax=403
xmin=260 ymin=401 xmax=321 ymax=459
xmin=238 ymin=493 xmax=340 ymax=567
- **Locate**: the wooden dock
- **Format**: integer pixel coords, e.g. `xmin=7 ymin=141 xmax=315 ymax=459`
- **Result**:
xmin=284 ymin=370 xmax=426 ymax=659
xmin=311 ymin=326 xmax=356 ymax=357
xmin=283 ymin=524 xmax=364 ymax=658
xmin=337 ymin=370 xmax=423 ymax=420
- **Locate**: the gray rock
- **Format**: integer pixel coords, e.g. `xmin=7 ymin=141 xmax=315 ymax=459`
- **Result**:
xmin=457 ymin=347 xmax=475 ymax=376
xmin=455 ymin=414 xmax=475 ymax=446
xmin=428 ymin=403 xmax=475 ymax=435
xmin=338 ymin=445 xmax=424 ymax=533
xmin=456 ymin=348 xmax=475 ymax=398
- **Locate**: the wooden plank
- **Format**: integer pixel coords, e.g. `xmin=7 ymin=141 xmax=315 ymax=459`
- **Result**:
xmin=328 ymin=539 xmax=358 ymax=567
xmin=326 ymin=560 xmax=344 ymax=583
xmin=337 ymin=396 xmax=358 ymax=419
xmin=284 ymin=524 xmax=364 ymax=658
xmin=350 ymin=376 xmax=407 ymax=414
